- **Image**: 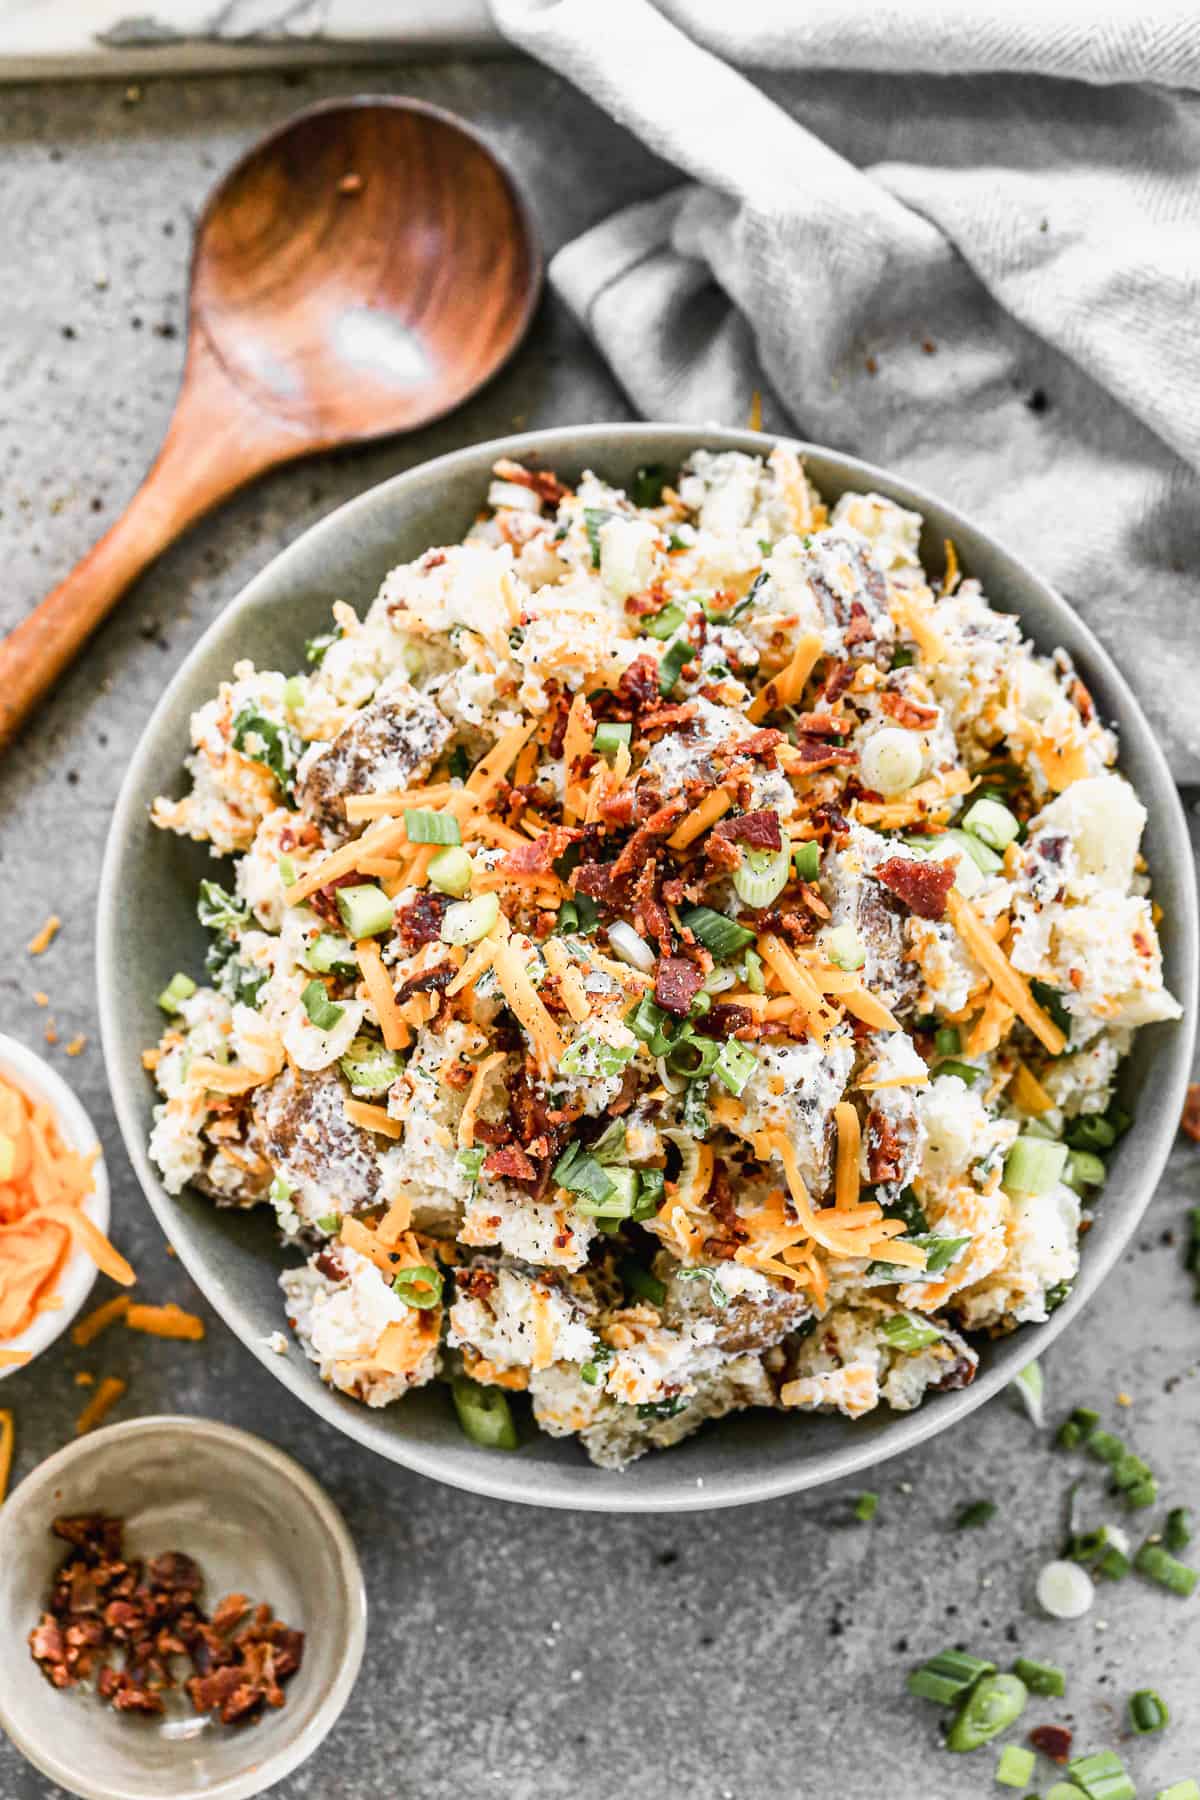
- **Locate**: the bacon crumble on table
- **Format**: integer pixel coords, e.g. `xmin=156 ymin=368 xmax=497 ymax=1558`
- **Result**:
xmin=143 ymin=445 xmax=1181 ymax=1468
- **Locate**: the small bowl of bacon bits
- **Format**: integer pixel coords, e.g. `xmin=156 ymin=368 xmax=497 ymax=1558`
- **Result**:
xmin=0 ymin=1033 xmax=130 ymax=1377
xmin=0 ymin=1415 xmax=366 ymax=1800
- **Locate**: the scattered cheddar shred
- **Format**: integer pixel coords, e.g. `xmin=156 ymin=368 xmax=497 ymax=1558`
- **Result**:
xmin=0 ymin=1408 xmax=12 ymax=1501
xmin=27 ymin=915 xmax=61 ymax=956
xmin=76 ymin=1375 xmax=126 ymax=1435
xmin=125 ymin=1302 xmax=205 ymax=1342
xmin=72 ymin=1293 xmax=132 ymax=1348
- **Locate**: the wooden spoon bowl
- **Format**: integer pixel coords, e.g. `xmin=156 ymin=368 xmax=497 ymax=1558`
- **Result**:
xmin=0 ymin=97 xmax=541 ymax=747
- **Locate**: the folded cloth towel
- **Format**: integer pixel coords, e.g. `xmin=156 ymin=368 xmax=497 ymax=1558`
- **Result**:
xmin=492 ymin=0 xmax=1200 ymax=779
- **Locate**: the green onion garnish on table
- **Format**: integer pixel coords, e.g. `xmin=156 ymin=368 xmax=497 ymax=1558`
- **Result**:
xmin=1057 ymin=1406 xmax=1099 ymax=1450
xmin=451 ymin=1375 xmax=518 ymax=1450
xmin=1013 ymin=1655 xmax=1065 ymax=1697
xmin=1135 ymin=1541 xmax=1198 ymax=1596
xmin=946 ymin=1671 xmax=1027 ymax=1752
xmin=1068 ymin=1748 xmax=1136 ymax=1800
xmin=404 ymin=807 xmax=462 ymax=845
xmin=1128 ymin=1688 xmax=1169 ymax=1734
xmin=1166 ymin=1505 xmax=1194 ymax=1551
xmin=906 ymin=1649 xmax=994 ymax=1705
xmin=955 ymin=1498 xmax=997 ymax=1529
xmin=853 ymin=1491 xmax=878 ymax=1523
xmin=994 ymin=1744 xmax=1035 ymax=1789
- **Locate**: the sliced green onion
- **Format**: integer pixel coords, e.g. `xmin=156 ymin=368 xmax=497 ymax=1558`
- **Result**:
xmin=339 ymin=1037 xmax=404 ymax=1091
xmin=946 ymin=1672 xmax=1027 ymax=1752
xmin=1047 ymin=1787 xmax=1088 ymax=1800
xmin=628 ymin=995 xmax=675 ymax=1057
xmin=579 ymin=1343 xmax=614 ymax=1387
xmin=404 ymin=808 xmax=462 ymax=846
xmin=197 ymin=879 xmax=248 ymax=932
xmin=1064 ymin=1113 xmax=1116 ymax=1152
xmin=1056 ymin=1405 xmax=1099 ymax=1450
xmin=681 ymin=905 xmax=755 ymax=958
xmin=714 ymin=1039 xmax=758 ymax=1096
xmin=1011 ymin=1357 xmax=1045 ymax=1428
xmin=934 ymin=1025 xmax=961 ymax=1056
xmin=742 ymin=947 xmax=765 ymax=993
xmin=306 ymin=629 xmax=337 ymax=666
xmin=963 ymin=797 xmax=1020 ymax=852
xmin=157 ymin=971 xmax=196 ymax=1015
xmin=1031 ymin=978 xmax=1073 ymax=1046
xmin=1129 ymin=1688 xmax=1169 ymax=1734
xmin=956 ymin=1499 xmax=997 ymax=1529
xmin=278 ymin=854 xmax=297 ymax=887
xmin=1037 ymin=1558 xmax=1095 ymax=1618
xmin=880 ymin=1314 xmax=943 ymax=1353
xmin=733 ymin=843 xmax=790 ymax=909
xmin=995 ymin=1745 xmax=1036 ymax=1789
xmin=451 ymin=1376 xmax=518 ymax=1450
xmin=573 ymin=1165 xmax=638 ymax=1219
xmin=427 ymin=846 xmax=474 ymax=897
xmin=301 ymin=980 xmax=344 ymax=1032
xmin=822 ymin=923 xmax=866 ymax=971
xmin=630 ymin=464 xmax=666 ymax=508
xmin=938 ymin=1059 xmax=982 ymax=1086
xmin=306 ymin=933 xmax=358 ymax=974
xmin=621 ymin=1259 xmax=666 ymax=1307
xmin=1097 ymin=1546 xmax=1131 ymax=1580
xmin=677 ymin=1265 xmax=728 ymax=1306
xmin=593 ymin=721 xmax=633 ymax=758
xmin=666 ymin=1033 xmax=721 ymax=1080
xmin=632 ymin=1168 xmax=665 ymax=1220
xmin=608 ymin=920 xmax=656 ymax=973
xmin=891 ymin=646 xmax=915 ymax=669
xmin=792 ymin=840 xmax=821 ymax=882
xmin=582 ymin=507 xmax=611 ymax=569
xmin=557 ymin=894 xmax=600 ymax=936
xmin=457 ymin=1146 xmax=485 ymax=1180
xmin=853 ymin=1491 xmax=878 ymax=1523
xmin=906 ymin=1649 xmax=995 ymax=1705
xmin=1135 ymin=1541 xmax=1198 ymax=1596
xmin=440 ymin=893 xmax=500 ymax=945
xmin=1065 ymin=1149 xmax=1107 ymax=1191
xmin=283 ymin=674 xmax=305 ymax=712
xmin=231 ymin=707 xmax=299 ymax=795
xmin=554 ymin=1146 xmax=618 ymax=1211
xmin=658 ymin=636 xmax=693 ymax=694
xmin=392 ymin=1265 xmax=443 ymax=1310
xmin=1013 ymin=1656 xmax=1065 ymax=1698
xmin=315 ymin=1213 xmax=340 ymax=1233
xmin=1068 ymin=1749 xmax=1136 ymax=1800
xmin=860 ymin=727 xmax=923 ymax=798
xmin=1109 ymin=1450 xmax=1154 ymax=1497
xmin=1155 ymin=1783 xmax=1200 ymax=1800
xmin=642 ymin=602 xmax=687 ymax=641
xmin=336 ymin=883 xmax=394 ymax=940
xmin=1166 ymin=1506 xmax=1193 ymax=1551
xmin=1003 ymin=1135 xmax=1068 ymax=1197
xmin=1086 ymin=1429 xmax=1127 ymax=1466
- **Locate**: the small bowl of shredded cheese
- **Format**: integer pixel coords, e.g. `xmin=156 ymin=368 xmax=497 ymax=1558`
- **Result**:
xmin=0 ymin=1033 xmax=129 ymax=1376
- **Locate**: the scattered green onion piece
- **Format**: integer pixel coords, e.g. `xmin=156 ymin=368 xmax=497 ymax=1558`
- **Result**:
xmin=306 ymin=933 xmax=357 ymax=975
xmin=593 ymin=721 xmax=633 ymax=759
xmin=891 ymin=646 xmax=915 ymax=669
xmin=555 ymin=1148 xmax=618 ymax=1212
xmin=1129 ymin=1689 xmax=1169 ymax=1735
xmin=1013 ymin=1657 xmax=1065 ymax=1698
xmin=631 ymin=1169 xmax=665 ymax=1221
xmin=1037 ymin=1558 xmax=1095 ymax=1619
xmin=1002 ymin=1136 xmax=1068 ymax=1198
xmin=946 ymin=1672 xmax=1027 ymax=1753
xmin=300 ymin=980 xmax=344 ymax=1032
xmin=336 ymin=883 xmax=394 ymax=940
xmin=713 ymin=1039 xmax=758 ymax=1097
xmin=575 ymin=1165 xmax=639 ymax=1220
xmin=277 ymin=854 xmax=297 ymax=887
xmin=742 ymin=947 xmax=765 ymax=993
xmin=1063 ymin=1114 xmax=1116 ymax=1153
xmin=1166 ymin=1506 xmax=1193 ymax=1551
xmin=1011 ymin=1358 xmax=1045 ymax=1428
xmin=1056 ymin=1406 xmax=1099 ymax=1450
xmin=938 ymin=1059 xmax=982 ymax=1086
xmin=995 ymin=1745 xmax=1036 ymax=1789
xmin=689 ymin=989 xmax=712 ymax=1017
xmin=792 ymin=840 xmax=822 ymax=882
xmin=1065 ymin=1150 xmax=1106 ymax=1191
xmin=314 ymin=1213 xmax=340 ymax=1234
xmin=628 ymin=995 xmax=675 ymax=1057
xmin=197 ymin=879 xmax=248 ymax=932
xmin=630 ymin=464 xmax=666 ymax=507
xmin=963 ymin=797 xmax=1021 ymax=852
xmin=956 ymin=1499 xmax=998 ymax=1529
xmin=946 ymin=825 xmax=1004 ymax=875
xmin=1155 ymin=1783 xmax=1200 ymax=1800
xmin=880 ymin=1314 xmax=943 ymax=1352
xmin=621 ymin=1259 xmax=666 ymax=1307
xmin=1134 ymin=1542 xmax=1198 ymax=1596
xmin=666 ymin=1033 xmax=721 ymax=1080
xmin=282 ymin=674 xmax=305 ymax=712
xmin=658 ymin=637 xmax=693 ymax=694
xmin=392 ymin=1265 xmax=443 ymax=1310
xmin=157 ymin=971 xmax=196 ymax=1015
xmin=440 ymin=893 xmax=499 ymax=945
xmin=1046 ymin=1786 xmax=1087 ymax=1800
xmin=1067 ymin=1749 xmax=1136 ymax=1800
xmin=642 ymin=602 xmax=687 ymax=640
xmin=1096 ymin=1546 xmax=1131 ymax=1580
xmin=457 ymin=1147 xmax=485 ymax=1180
xmin=426 ymin=846 xmax=474 ymax=898
xmin=681 ymin=905 xmax=755 ymax=958
xmin=231 ymin=707 xmax=299 ymax=795
xmin=404 ymin=808 xmax=462 ymax=846
xmin=305 ymin=629 xmax=337 ymax=666
xmin=934 ymin=1025 xmax=961 ymax=1056
xmin=451 ymin=1376 xmax=519 ymax=1450
xmin=339 ymin=1037 xmax=404 ymax=1091
xmin=853 ymin=1491 xmax=878 ymax=1523
xmin=822 ymin=923 xmax=866 ymax=971
xmin=1031 ymin=979 xmax=1073 ymax=1046
xmin=732 ymin=843 xmax=791 ymax=910
xmin=1086 ymin=1429 xmax=1126 ymax=1466
xmin=906 ymin=1649 xmax=995 ymax=1705
xmin=582 ymin=507 xmax=611 ymax=569
xmin=557 ymin=894 xmax=599 ymax=936
xmin=1109 ymin=1451 xmax=1152 ymax=1493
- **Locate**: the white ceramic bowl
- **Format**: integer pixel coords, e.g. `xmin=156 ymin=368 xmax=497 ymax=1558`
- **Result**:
xmin=0 ymin=1031 xmax=110 ymax=1374
xmin=0 ymin=1415 xmax=366 ymax=1800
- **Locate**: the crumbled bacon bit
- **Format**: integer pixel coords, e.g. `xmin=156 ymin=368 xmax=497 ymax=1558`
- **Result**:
xmin=1182 ymin=1084 xmax=1200 ymax=1142
xmin=1029 ymin=1725 xmax=1072 ymax=1765
xmin=492 ymin=458 xmax=568 ymax=506
xmin=875 ymin=856 xmax=956 ymax=921
xmin=616 ymin=653 xmax=661 ymax=712
xmin=703 ymin=1004 xmax=754 ymax=1038
xmin=712 ymin=808 xmax=782 ymax=852
xmin=482 ymin=1144 xmax=537 ymax=1182
xmin=654 ymin=957 xmax=704 ymax=1017
xmin=844 ymin=601 xmax=873 ymax=646
xmin=879 ymin=690 xmax=940 ymax=729
xmin=500 ymin=825 xmax=578 ymax=875
xmin=394 ymin=890 xmax=449 ymax=948
xmin=865 ymin=1109 xmax=906 ymax=1184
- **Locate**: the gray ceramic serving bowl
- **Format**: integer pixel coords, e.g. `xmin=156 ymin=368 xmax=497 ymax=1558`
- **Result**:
xmin=98 ymin=425 xmax=1198 ymax=1513
xmin=0 ymin=1416 xmax=366 ymax=1800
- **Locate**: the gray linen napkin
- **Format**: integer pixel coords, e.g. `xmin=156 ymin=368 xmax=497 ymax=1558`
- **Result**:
xmin=492 ymin=0 xmax=1200 ymax=781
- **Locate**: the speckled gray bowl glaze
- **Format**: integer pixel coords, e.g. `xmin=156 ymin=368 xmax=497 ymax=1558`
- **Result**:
xmin=97 ymin=425 xmax=1198 ymax=1513
xmin=0 ymin=1416 xmax=365 ymax=1800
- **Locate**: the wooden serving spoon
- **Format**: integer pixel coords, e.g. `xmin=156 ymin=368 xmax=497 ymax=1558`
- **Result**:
xmin=0 ymin=96 xmax=541 ymax=748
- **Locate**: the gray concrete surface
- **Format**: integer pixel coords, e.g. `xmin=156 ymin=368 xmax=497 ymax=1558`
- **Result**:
xmin=1 ymin=60 xmax=1198 ymax=1800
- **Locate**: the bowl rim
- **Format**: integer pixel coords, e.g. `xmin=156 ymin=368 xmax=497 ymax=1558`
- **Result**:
xmin=0 ymin=1413 xmax=367 ymax=1800
xmin=0 ymin=1030 xmax=110 ymax=1375
xmin=97 ymin=422 xmax=1199 ymax=1512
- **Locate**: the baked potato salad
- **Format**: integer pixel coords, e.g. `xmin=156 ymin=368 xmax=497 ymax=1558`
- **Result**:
xmin=146 ymin=446 xmax=1180 ymax=1468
